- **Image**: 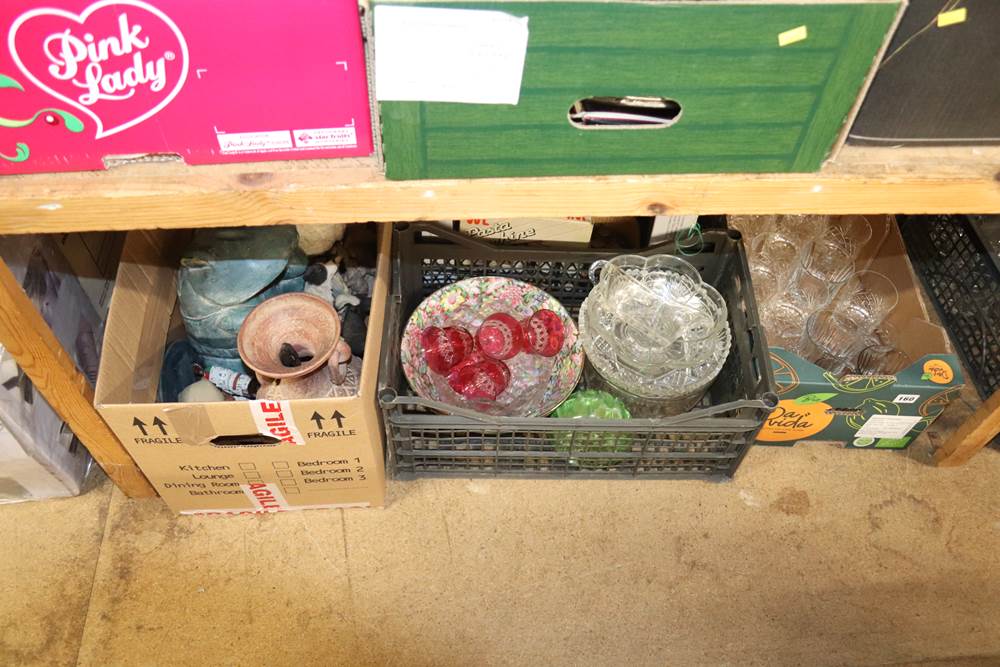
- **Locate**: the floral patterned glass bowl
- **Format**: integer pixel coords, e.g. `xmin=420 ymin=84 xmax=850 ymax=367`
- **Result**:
xmin=401 ymin=277 xmax=584 ymax=416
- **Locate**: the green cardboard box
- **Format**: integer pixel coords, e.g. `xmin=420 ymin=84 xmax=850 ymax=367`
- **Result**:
xmin=374 ymin=0 xmax=903 ymax=180
xmin=757 ymin=218 xmax=964 ymax=449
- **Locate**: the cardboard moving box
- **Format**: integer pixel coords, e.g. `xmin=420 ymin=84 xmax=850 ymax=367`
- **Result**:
xmin=95 ymin=225 xmax=390 ymax=514
xmin=756 ymin=217 xmax=963 ymax=448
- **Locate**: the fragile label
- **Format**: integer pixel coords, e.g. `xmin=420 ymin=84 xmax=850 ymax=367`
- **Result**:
xmin=250 ymin=400 xmax=306 ymax=446
xmin=374 ymin=5 xmax=529 ymax=104
xmin=854 ymin=415 xmax=923 ymax=440
xmin=242 ymin=482 xmax=290 ymax=511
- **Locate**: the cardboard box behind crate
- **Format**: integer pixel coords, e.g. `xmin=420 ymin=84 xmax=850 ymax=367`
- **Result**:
xmin=374 ymin=0 xmax=903 ymax=180
xmin=95 ymin=225 xmax=390 ymax=514
xmin=459 ymin=217 xmax=592 ymax=244
xmin=0 ymin=0 xmax=372 ymax=175
xmin=453 ymin=216 xmax=641 ymax=245
xmin=757 ymin=217 xmax=963 ymax=449
xmin=0 ymin=233 xmax=118 ymax=502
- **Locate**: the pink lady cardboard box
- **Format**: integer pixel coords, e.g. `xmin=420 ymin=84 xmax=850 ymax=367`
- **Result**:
xmin=0 ymin=0 xmax=373 ymax=174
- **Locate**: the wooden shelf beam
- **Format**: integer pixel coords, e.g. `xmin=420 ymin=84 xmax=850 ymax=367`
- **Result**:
xmin=935 ymin=389 xmax=1000 ymax=467
xmin=0 ymin=146 xmax=997 ymax=234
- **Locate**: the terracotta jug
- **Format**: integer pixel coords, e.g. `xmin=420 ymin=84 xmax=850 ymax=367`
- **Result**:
xmin=237 ymin=293 xmax=353 ymax=400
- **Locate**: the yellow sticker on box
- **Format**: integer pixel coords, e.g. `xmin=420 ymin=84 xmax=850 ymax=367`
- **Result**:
xmin=937 ymin=7 xmax=967 ymax=28
xmin=778 ymin=25 xmax=808 ymax=47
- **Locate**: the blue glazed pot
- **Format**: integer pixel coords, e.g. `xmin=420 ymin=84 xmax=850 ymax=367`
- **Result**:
xmin=177 ymin=227 xmax=305 ymax=364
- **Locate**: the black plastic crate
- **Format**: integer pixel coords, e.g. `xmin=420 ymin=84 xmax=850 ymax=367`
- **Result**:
xmin=899 ymin=215 xmax=1000 ymax=400
xmin=377 ymin=223 xmax=778 ymax=480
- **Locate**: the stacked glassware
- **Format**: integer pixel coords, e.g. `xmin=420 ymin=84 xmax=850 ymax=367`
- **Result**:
xmin=733 ymin=215 xmax=908 ymax=375
xmin=578 ymin=255 xmax=731 ymax=416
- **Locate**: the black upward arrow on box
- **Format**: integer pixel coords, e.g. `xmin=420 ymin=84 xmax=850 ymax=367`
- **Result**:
xmin=310 ymin=411 xmax=346 ymax=430
xmin=133 ymin=417 xmax=168 ymax=436
xmin=311 ymin=411 xmax=325 ymax=430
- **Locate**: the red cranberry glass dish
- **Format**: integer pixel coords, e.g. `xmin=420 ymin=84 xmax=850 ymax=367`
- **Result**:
xmin=401 ymin=277 xmax=584 ymax=417
xmin=477 ymin=313 xmax=524 ymax=360
xmin=522 ymin=308 xmax=565 ymax=357
xmin=447 ymin=354 xmax=511 ymax=400
xmin=420 ymin=325 xmax=474 ymax=375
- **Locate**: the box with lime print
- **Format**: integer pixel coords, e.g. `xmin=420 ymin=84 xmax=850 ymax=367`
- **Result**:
xmin=756 ymin=219 xmax=964 ymax=449
xmin=758 ymin=349 xmax=963 ymax=448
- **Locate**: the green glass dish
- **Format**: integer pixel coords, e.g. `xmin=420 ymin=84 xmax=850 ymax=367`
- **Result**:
xmin=553 ymin=389 xmax=630 ymax=420
xmin=552 ymin=390 xmax=631 ymax=468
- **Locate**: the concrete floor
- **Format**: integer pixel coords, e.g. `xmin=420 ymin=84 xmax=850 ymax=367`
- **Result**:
xmin=2 ymin=432 xmax=999 ymax=667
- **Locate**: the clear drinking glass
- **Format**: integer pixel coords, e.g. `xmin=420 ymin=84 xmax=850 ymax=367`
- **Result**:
xmin=800 ymin=306 xmax=864 ymax=372
xmin=832 ymin=270 xmax=899 ymax=332
xmin=727 ymin=215 xmax=777 ymax=241
xmin=854 ymin=323 xmax=909 ymax=375
xmin=800 ymin=237 xmax=856 ymax=285
xmin=819 ymin=215 xmax=873 ymax=257
xmin=781 ymin=268 xmax=831 ymax=311
xmin=773 ymin=214 xmax=827 ymax=246
xmin=799 ymin=215 xmax=874 ymax=285
xmin=750 ymin=264 xmax=782 ymax=306
xmin=759 ymin=297 xmax=810 ymax=353
xmin=749 ymin=233 xmax=801 ymax=278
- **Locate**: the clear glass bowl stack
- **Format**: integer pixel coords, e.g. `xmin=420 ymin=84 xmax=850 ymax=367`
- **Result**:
xmin=578 ymin=255 xmax=732 ymax=416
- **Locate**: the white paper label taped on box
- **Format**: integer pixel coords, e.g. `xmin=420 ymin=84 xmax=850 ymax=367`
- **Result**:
xmin=854 ymin=415 xmax=923 ymax=440
xmin=374 ymin=5 xmax=529 ymax=105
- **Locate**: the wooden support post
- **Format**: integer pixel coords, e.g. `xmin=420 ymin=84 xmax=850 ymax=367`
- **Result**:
xmin=0 ymin=257 xmax=156 ymax=498
xmin=935 ymin=389 xmax=1000 ymax=467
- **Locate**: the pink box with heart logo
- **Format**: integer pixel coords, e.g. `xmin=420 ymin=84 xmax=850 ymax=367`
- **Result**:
xmin=0 ymin=0 xmax=373 ymax=174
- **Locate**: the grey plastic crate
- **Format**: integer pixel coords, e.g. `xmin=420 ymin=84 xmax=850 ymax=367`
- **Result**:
xmin=899 ymin=215 xmax=1000 ymax=399
xmin=377 ymin=223 xmax=778 ymax=480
